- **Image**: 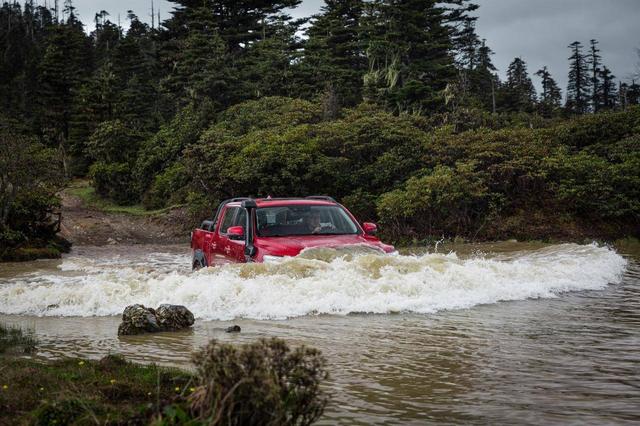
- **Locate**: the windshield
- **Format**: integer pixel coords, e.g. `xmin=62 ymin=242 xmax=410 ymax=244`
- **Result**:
xmin=256 ymin=205 xmax=359 ymax=237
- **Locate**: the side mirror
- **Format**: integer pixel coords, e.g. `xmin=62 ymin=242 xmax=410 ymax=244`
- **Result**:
xmin=362 ymin=222 xmax=377 ymax=235
xmin=227 ymin=226 xmax=245 ymax=240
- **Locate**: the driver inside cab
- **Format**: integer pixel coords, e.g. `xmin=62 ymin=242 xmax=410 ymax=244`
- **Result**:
xmin=304 ymin=211 xmax=322 ymax=234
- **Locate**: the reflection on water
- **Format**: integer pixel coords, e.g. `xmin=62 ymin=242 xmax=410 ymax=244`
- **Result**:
xmin=1 ymin=241 xmax=639 ymax=424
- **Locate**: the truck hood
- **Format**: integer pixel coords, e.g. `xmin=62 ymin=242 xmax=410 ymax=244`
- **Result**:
xmin=254 ymin=234 xmax=394 ymax=259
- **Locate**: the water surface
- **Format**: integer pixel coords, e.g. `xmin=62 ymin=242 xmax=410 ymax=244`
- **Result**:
xmin=1 ymin=241 xmax=638 ymax=424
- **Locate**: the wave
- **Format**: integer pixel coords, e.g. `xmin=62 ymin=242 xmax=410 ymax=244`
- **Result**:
xmin=0 ymin=243 xmax=627 ymax=320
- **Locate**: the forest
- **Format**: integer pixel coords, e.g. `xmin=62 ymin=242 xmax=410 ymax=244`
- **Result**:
xmin=1 ymin=0 xmax=639 ymax=258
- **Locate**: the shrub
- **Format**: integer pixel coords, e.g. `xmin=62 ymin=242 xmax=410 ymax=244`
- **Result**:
xmin=86 ymin=120 xmax=145 ymax=164
xmin=135 ymin=100 xmax=215 ymax=199
xmin=142 ymin=162 xmax=189 ymax=210
xmin=377 ymin=162 xmax=489 ymax=238
xmin=551 ymin=106 xmax=640 ymax=149
xmin=189 ymin=338 xmax=328 ymax=425
xmin=90 ymin=162 xmax=138 ymax=205
xmin=0 ymin=131 xmax=63 ymax=249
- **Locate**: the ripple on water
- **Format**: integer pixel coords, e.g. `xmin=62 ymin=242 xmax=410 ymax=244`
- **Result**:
xmin=1 ymin=242 xmax=638 ymax=424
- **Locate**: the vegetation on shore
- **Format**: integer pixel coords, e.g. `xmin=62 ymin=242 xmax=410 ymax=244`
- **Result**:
xmin=0 ymin=323 xmax=37 ymax=354
xmin=0 ymin=325 xmax=329 ymax=425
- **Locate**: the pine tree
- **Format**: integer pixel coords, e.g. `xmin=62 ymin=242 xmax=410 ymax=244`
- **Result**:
xmin=499 ymin=57 xmax=536 ymax=112
xmin=468 ymin=38 xmax=498 ymax=112
xmin=535 ymin=66 xmax=562 ymax=117
xmin=301 ymin=0 xmax=366 ymax=106
xmin=626 ymin=79 xmax=640 ymax=105
xmin=588 ymin=39 xmax=601 ymax=112
xmin=361 ymin=0 xmax=462 ymax=114
xmin=566 ymin=41 xmax=590 ymax=114
xmin=38 ymin=3 xmax=93 ymax=175
xmin=597 ymin=66 xmax=617 ymax=110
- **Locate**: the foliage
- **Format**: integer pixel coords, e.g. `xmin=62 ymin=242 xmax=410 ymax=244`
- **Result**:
xmin=378 ymin=162 xmax=489 ymax=237
xmin=0 ymin=130 xmax=65 ymax=253
xmin=0 ymin=354 xmax=192 ymax=424
xmin=135 ymin=100 xmax=215 ymax=205
xmin=90 ymin=162 xmax=138 ymax=205
xmin=189 ymin=338 xmax=328 ymax=425
xmin=0 ymin=339 xmax=329 ymax=425
xmin=86 ymin=119 xmax=145 ymax=164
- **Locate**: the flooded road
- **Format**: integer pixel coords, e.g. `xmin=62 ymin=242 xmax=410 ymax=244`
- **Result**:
xmin=1 ymin=242 xmax=638 ymax=424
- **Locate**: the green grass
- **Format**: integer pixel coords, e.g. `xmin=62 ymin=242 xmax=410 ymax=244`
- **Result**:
xmin=67 ymin=181 xmax=182 ymax=217
xmin=0 ymin=355 xmax=194 ymax=424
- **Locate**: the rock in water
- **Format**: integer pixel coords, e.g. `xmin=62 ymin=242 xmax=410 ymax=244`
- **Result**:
xmin=225 ymin=325 xmax=241 ymax=333
xmin=156 ymin=304 xmax=195 ymax=331
xmin=117 ymin=304 xmax=160 ymax=335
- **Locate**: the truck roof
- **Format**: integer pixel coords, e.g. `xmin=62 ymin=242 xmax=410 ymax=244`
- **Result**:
xmin=225 ymin=198 xmax=337 ymax=208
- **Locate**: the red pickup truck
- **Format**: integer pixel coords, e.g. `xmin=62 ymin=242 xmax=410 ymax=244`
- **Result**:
xmin=190 ymin=196 xmax=395 ymax=267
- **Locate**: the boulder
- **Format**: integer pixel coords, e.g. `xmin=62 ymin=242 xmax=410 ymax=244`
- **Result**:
xmin=225 ymin=325 xmax=241 ymax=333
xmin=156 ymin=304 xmax=195 ymax=331
xmin=117 ymin=304 xmax=160 ymax=335
xmin=117 ymin=304 xmax=195 ymax=335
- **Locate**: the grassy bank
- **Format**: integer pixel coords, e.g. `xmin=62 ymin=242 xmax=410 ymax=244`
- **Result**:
xmin=0 ymin=355 xmax=193 ymax=425
xmin=0 ymin=325 xmax=328 ymax=425
xmin=0 ymin=235 xmax=71 ymax=262
xmin=66 ymin=181 xmax=182 ymax=217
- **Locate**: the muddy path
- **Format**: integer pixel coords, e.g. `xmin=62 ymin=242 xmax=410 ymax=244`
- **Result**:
xmin=58 ymin=189 xmax=191 ymax=246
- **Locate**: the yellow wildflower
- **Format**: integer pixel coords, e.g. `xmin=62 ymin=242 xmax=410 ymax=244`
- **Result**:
xmin=174 ymin=386 xmax=180 ymax=392
xmin=2 ymin=385 xmax=7 ymax=390
xmin=78 ymin=361 xmax=85 ymax=366
xmin=110 ymin=379 xmax=116 ymax=384
xmin=189 ymin=387 xmax=195 ymax=393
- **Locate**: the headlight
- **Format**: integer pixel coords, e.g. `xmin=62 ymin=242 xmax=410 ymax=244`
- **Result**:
xmin=262 ymin=255 xmax=285 ymax=263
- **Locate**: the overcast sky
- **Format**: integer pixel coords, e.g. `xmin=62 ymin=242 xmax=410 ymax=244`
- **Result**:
xmin=70 ymin=0 xmax=640 ymax=92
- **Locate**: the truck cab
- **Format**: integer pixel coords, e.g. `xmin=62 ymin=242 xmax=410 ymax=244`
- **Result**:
xmin=190 ymin=197 xmax=394 ymax=268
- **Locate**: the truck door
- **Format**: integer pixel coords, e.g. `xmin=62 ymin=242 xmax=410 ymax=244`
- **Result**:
xmin=227 ymin=208 xmax=248 ymax=262
xmin=215 ymin=206 xmax=240 ymax=263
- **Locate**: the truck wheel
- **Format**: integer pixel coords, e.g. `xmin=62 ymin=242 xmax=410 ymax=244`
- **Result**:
xmin=192 ymin=250 xmax=207 ymax=271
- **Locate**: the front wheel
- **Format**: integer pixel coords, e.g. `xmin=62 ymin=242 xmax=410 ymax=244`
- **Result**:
xmin=192 ymin=250 xmax=207 ymax=271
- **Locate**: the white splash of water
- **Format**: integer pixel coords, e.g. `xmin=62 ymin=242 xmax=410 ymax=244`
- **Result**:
xmin=0 ymin=244 xmax=627 ymax=320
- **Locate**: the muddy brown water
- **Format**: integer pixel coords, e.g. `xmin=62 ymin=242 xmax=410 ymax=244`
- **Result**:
xmin=1 ymin=241 xmax=639 ymax=424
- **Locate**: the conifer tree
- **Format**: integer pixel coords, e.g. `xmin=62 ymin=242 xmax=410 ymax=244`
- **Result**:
xmin=566 ymin=41 xmax=590 ymax=114
xmin=38 ymin=3 xmax=93 ymax=174
xmin=301 ymin=0 xmax=366 ymax=106
xmin=499 ymin=57 xmax=536 ymax=112
xmin=588 ymin=39 xmax=601 ymax=112
xmin=626 ymin=80 xmax=640 ymax=105
xmin=597 ymin=66 xmax=617 ymax=110
xmin=468 ymin=38 xmax=498 ymax=111
xmin=362 ymin=0 xmax=465 ymax=114
xmin=535 ymin=66 xmax=562 ymax=117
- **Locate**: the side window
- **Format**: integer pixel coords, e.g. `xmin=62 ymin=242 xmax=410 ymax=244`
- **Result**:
xmin=232 ymin=208 xmax=247 ymax=227
xmin=219 ymin=207 xmax=238 ymax=234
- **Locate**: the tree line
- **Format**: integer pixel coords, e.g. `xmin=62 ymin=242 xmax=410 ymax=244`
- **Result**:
xmin=1 ymin=0 xmax=639 ymax=256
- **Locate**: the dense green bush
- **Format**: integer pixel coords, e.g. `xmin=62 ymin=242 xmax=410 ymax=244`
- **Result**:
xmin=178 ymin=98 xmax=639 ymax=241
xmin=142 ymin=162 xmax=189 ymax=210
xmin=135 ymin=100 xmax=215 ymax=207
xmin=551 ymin=106 xmax=640 ymax=149
xmin=86 ymin=120 xmax=145 ymax=164
xmin=0 ymin=130 xmax=66 ymax=256
xmin=378 ymin=162 xmax=489 ymax=237
xmin=189 ymin=338 xmax=328 ymax=426
xmin=90 ymin=162 xmax=138 ymax=205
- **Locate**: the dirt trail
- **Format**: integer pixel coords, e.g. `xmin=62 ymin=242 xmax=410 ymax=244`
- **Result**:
xmin=58 ymin=190 xmax=191 ymax=246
